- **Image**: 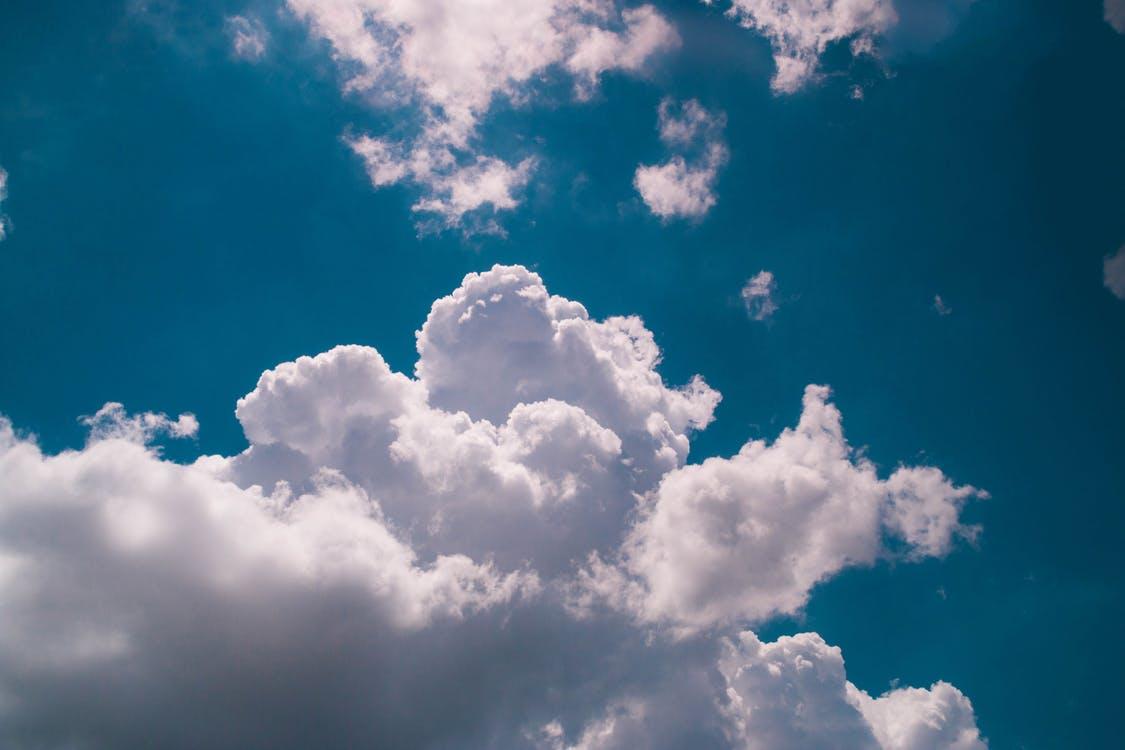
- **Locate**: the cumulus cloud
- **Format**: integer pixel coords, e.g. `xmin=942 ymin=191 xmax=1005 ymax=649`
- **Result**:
xmin=79 ymin=401 xmax=199 ymax=444
xmin=225 ymin=14 xmax=268 ymax=60
xmin=713 ymin=0 xmax=896 ymax=93
xmin=575 ymin=384 xmax=984 ymax=634
xmin=1108 ymin=0 xmax=1125 ymax=33
xmin=635 ymin=98 xmax=728 ymax=219
xmin=741 ymin=270 xmax=778 ymax=320
xmin=537 ymin=631 xmax=986 ymax=749
xmin=719 ymin=632 xmax=987 ymax=749
xmin=710 ymin=1 xmax=976 ymax=94
xmin=1105 ymin=245 xmax=1125 ymax=299
xmin=0 ymin=264 xmax=985 ymax=747
xmin=287 ymin=0 xmax=678 ymax=230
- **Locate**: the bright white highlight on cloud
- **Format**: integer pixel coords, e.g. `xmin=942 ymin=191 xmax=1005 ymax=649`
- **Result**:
xmin=741 ymin=270 xmax=778 ymax=320
xmin=1105 ymin=245 xmax=1125 ymax=299
xmin=287 ymin=0 xmax=678 ymax=230
xmin=225 ymin=15 xmax=269 ymax=60
xmin=719 ymin=632 xmax=987 ymax=749
xmin=0 ymin=264 xmax=984 ymax=747
xmin=539 ymin=630 xmax=986 ymax=749
xmin=635 ymin=98 xmax=728 ymax=219
xmin=575 ymin=384 xmax=983 ymax=634
xmin=1107 ymin=0 xmax=1125 ymax=33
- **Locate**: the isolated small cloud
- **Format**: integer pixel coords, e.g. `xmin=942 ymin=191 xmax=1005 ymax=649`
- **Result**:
xmin=1105 ymin=246 xmax=1125 ymax=299
xmin=635 ymin=98 xmax=728 ymax=219
xmin=741 ymin=270 xmax=778 ymax=320
xmin=225 ymin=15 xmax=268 ymax=60
xmin=0 ymin=166 xmax=9 ymax=241
xmin=1107 ymin=0 xmax=1125 ymax=33
xmin=933 ymin=294 xmax=952 ymax=316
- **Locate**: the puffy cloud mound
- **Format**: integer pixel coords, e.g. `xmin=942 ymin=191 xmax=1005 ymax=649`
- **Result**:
xmin=288 ymin=0 xmax=678 ymax=229
xmin=635 ymin=98 xmax=728 ymax=219
xmin=719 ymin=632 xmax=987 ymax=749
xmin=576 ymin=385 xmax=984 ymax=634
xmin=0 ymin=264 xmax=986 ymax=748
xmin=536 ymin=631 xmax=986 ymax=749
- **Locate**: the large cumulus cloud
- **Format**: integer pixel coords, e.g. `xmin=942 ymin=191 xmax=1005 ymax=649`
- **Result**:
xmin=0 ymin=265 xmax=986 ymax=748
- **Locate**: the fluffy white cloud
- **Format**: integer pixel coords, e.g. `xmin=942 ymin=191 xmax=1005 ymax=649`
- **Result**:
xmin=80 ymin=401 xmax=199 ymax=444
xmin=714 ymin=0 xmax=896 ymax=93
xmin=1107 ymin=0 xmax=1125 ymax=33
xmin=741 ymin=270 xmax=778 ymax=320
xmin=0 ymin=264 xmax=985 ymax=747
xmin=538 ymin=631 xmax=986 ymax=749
xmin=711 ymin=0 xmax=982 ymax=94
xmin=635 ymin=98 xmax=728 ymax=219
xmin=228 ymin=265 xmax=718 ymax=572
xmin=1104 ymin=245 xmax=1125 ymax=299
xmin=225 ymin=14 xmax=269 ymax=60
xmin=719 ymin=632 xmax=987 ymax=749
xmin=288 ymin=0 xmax=678 ymax=229
xmin=576 ymin=384 xmax=984 ymax=634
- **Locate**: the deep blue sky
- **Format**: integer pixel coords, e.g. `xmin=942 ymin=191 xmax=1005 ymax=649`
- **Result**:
xmin=2 ymin=0 xmax=1124 ymax=746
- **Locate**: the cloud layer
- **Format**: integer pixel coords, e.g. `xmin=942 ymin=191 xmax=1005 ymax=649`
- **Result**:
xmin=0 ymin=265 xmax=985 ymax=748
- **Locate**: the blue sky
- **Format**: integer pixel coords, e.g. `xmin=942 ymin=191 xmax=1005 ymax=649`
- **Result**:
xmin=1 ymin=0 xmax=1124 ymax=747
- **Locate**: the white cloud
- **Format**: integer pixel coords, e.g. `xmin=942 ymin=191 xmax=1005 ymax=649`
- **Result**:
xmin=79 ymin=402 xmax=199 ymax=444
xmin=715 ymin=0 xmax=896 ymax=93
xmin=576 ymin=384 xmax=984 ymax=634
xmin=741 ymin=270 xmax=778 ymax=320
xmin=1105 ymin=245 xmax=1125 ymax=299
xmin=0 ymin=264 xmax=984 ymax=747
xmin=538 ymin=631 xmax=986 ymax=749
xmin=635 ymin=98 xmax=728 ymax=219
xmin=288 ymin=0 xmax=678 ymax=229
xmin=0 ymin=167 xmax=9 ymax=241
xmin=719 ymin=632 xmax=987 ymax=749
xmin=225 ymin=15 xmax=269 ymax=60
xmin=1107 ymin=0 xmax=1125 ymax=33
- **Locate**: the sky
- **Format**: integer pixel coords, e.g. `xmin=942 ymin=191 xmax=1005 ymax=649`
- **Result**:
xmin=0 ymin=0 xmax=1124 ymax=748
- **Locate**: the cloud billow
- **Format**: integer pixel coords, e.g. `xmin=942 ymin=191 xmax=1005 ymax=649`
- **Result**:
xmin=0 ymin=265 xmax=987 ymax=748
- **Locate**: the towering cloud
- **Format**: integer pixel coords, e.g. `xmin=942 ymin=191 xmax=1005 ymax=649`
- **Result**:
xmin=0 ymin=265 xmax=985 ymax=748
